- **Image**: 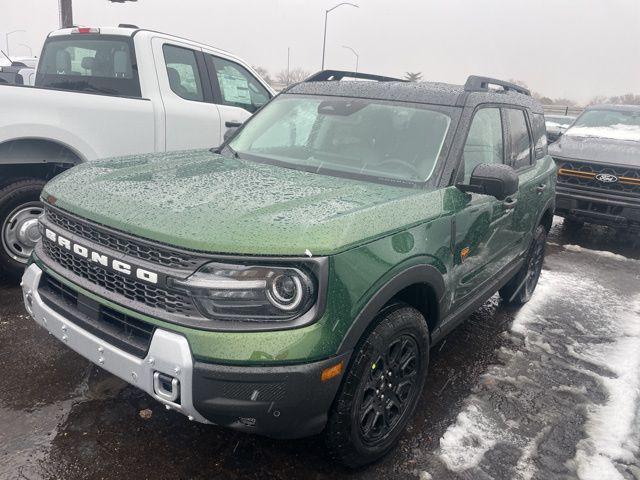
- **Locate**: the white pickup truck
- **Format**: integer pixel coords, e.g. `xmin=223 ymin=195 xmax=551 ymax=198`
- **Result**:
xmin=0 ymin=25 xmax=274 ymax=276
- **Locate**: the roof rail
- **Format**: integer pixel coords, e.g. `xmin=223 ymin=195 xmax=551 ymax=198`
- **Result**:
xmin=304 ymin=70 xmax=407 ymax=83
xmin=464 ymin=75 xmax=531 ymax=96
xmin=118 ymin=23 xmax=140 ymax=29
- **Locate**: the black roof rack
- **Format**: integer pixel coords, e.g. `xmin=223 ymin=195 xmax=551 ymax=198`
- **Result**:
xmin=304 ymin=70 xmax=407 ymax=83
xmin=464 ymin=76 xmax=531 ymax=96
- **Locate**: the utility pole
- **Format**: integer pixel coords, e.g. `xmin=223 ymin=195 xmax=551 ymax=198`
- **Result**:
xmin=59 ymin=0 xmax=73 ymax=28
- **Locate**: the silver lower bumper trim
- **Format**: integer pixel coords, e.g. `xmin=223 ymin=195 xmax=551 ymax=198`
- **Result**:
xmin=21 ymin=263 xmax=210 ymax=424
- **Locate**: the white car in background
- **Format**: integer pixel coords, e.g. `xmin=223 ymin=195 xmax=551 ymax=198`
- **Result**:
xmin=0 ymin=25 xmax=274 ymax=276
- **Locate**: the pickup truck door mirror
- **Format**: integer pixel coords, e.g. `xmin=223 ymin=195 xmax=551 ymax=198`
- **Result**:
xmin=456 ymin=163 xmax=519 ymax=201
xmin=223 ymin=121 xmax=243 ymax=142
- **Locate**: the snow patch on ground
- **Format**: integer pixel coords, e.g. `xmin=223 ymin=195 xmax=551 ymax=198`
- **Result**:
xmin=572 ymin=297 xmax=640 ymax=480
xmin=435 ymin=248 xmax=640 ymax=478
xmin=438 ymin=403 xmax=502 ymax=470
xmin=563 ymin=244 xmax=636 ymax=263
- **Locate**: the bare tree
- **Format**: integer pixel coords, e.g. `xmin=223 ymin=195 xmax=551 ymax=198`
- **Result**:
xmin=404 ymin=72 xmax=422 ymax=82
xmin=252 ymin=66 xmax=273 ymax=86
xmin=276 ymin=68 xmax=311 ymax=86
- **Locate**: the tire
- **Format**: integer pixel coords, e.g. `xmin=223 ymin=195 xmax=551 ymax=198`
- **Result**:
xmin=563 ymin=217 xmax=584 ymax=231
xmin=0 ymin=178 xmax=46 ymax=279
xmin=325 ymin=305 xmax=429 ymax=469
xmin=499 ymin=224 xmax=547 ymax=306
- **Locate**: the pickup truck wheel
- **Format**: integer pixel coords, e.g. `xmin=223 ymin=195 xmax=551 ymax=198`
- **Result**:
xmin=500 ymin=224 xmax=547 ymax=305
xmin=325 ymin=305 xmax=429 ymax=469
xmin=0 ymin=179 xmax=46 ymax=278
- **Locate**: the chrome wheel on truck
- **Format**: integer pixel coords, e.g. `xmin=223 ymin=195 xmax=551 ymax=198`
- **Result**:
xmin=0 ymin=179 xmax=46 ymax=278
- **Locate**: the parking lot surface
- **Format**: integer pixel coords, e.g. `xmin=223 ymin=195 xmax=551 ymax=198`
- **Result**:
xmin=1 ymin=219 xmax=638 ymax=480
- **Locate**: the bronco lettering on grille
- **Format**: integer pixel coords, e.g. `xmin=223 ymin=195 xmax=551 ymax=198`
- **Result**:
xmin=44 ymin=228 xmax=159 ymax=285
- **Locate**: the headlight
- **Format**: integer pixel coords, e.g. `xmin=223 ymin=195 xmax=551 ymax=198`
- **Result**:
xmin=169 ymin=262 xmax=316 ymax=322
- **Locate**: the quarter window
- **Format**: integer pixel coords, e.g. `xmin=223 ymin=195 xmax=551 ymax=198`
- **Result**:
xmin=530 ymin=113 xmax=548 ymax=160
xmin=209 ymin=56 xmax=270 ymax=113
xmin=506 ymin=109 xmax=532 ymax=169
xmin=463 ymin=108 xmax=504 ymax=182
xmin=163 ymin=45 xmax=204 ymax=102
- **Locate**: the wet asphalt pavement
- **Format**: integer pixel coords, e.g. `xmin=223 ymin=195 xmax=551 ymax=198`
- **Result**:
xmin=1 ymin=218 xmax=638 ymax=480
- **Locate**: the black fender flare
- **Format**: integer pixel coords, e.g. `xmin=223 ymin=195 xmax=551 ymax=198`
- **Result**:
xmin=536 ymin=196 xmax=556 ymax=231
xmin=337 ymin=263 xmax=446 ymax=355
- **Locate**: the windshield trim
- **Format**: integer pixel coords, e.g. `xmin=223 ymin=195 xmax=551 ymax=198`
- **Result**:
xmin=224 ymin=93 xmax=457 ymax=188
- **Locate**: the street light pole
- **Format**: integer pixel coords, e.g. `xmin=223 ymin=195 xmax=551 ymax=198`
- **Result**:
xmin=5 ymin=30 xmax=26 ymax=57
xmin=342 ymin=45 xmax=359 ymax=74
xmin=321 ymin=2 xmax=359 ymax=70
xmin=19 ymin=44 xmax=33 ymax=56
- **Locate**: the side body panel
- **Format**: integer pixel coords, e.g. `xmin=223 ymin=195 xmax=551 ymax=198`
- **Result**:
xmin=0 ymin=84 xmax=155 ymax=162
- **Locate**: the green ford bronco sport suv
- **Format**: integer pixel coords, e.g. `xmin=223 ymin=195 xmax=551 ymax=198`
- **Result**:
xmin=22 ymin=71 xmax=556 ymax=467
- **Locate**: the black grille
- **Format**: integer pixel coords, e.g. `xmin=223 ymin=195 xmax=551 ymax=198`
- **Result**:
xmin=555 ymin=159 xmax=640 ymax=197
xmin=42 ymin=238 xmax=197 ymax=315
xmin=40 ymin=273 xmax=155 ymax=358
xmin=45 ymin=206 xmax=204 ymax=269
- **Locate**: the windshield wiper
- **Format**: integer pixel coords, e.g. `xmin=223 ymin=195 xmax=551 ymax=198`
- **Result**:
xmin=213 ymin=144 xmax=240 ymax=159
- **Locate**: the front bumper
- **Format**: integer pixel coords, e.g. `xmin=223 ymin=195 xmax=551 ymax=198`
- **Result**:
xmin=21 ymin=264 xmax=349 ymax=438
xmin=555 ymin=185 xmax=640 ymax=230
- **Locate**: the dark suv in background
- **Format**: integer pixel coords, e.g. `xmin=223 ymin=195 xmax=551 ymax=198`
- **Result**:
xmin=550 ymin=104 xmax=640 ymax=231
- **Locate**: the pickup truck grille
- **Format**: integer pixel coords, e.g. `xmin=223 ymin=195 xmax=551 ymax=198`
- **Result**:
xmin=554 ymin=159 xmax=640 ymax=198
xmin=41 ymin=236 xmax=196 ymax=315
xmin=39 ymin=273 xmax=154 ymax=358
xmin=45 ymin=206 xmax=205 ymax=270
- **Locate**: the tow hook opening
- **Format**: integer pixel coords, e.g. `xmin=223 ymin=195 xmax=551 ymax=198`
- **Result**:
xmin=153 ymin=371 xmax=181 ymax=404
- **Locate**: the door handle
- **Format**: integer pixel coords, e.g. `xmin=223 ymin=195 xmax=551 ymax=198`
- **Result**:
xmin=225 ymin=121 xmax=243 ymax=128
xmin=535 ymin=184 xmax=547 ymax=193
xmin=503 ymin=197 xmax=518 ymax=210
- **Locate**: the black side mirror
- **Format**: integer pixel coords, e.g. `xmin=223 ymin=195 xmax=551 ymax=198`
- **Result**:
xmin=223 ymin=121 xmax=243 ymax=142
xmin=457 ymin=163 xmax=519 ymax=201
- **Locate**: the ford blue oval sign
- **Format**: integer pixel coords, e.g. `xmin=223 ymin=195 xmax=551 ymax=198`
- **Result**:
xmin=595 ymin=173 xmax=619 ymax=183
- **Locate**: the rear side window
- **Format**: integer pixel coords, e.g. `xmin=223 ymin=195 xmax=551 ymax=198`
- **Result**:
xmin=506 ymin=109 xmax=532 ymax=169
xmin=163 ymin=45 xmax=204 ymax=102
xmin=36 ymin=35 xmax=141 ymax=97
xmin=463 ymin=108 xmax=504 ymax=182
xmin=530 ymin=113 xmax=548 ymax=160
xmin=209 ymin=56 xmax=270 ymax=113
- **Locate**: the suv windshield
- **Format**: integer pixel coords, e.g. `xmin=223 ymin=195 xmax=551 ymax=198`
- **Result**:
xmin=36 ymin=35 xmax=141 ymax=97
xmin=228 ymin=95 xmax=453 ymax=184
xmin=567 ymin=109 xmax=640 ymax=141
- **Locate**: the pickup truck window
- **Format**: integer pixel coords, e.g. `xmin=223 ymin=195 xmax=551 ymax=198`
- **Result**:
xmin=209 ymin=56 xmax=270 ymax=113
xmin=36 ymin=35 xmax=141 ymax=97
xmin=162 ymin=45 xmax=204 ymax=102
xmin=463 ymin=108 xmax=504 ymax=182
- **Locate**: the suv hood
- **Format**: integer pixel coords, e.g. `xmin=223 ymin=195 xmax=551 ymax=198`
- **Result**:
xmin=549 ymin=133 xmax=640 ymax=167
xmin=43 ymin=150 xmax=441 ymax=256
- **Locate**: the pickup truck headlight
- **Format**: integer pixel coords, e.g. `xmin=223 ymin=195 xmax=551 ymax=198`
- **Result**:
xmin=170 ymin=262 xmax=316 ymax=321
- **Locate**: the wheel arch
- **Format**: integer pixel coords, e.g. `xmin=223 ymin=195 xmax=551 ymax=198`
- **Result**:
xmin=337 ymin=264 xmax=446 ymax=355
xmin=537 ymin=197 xmax=555 ymax=233
xmin=0 ymin=138 xmax=86 ymax=184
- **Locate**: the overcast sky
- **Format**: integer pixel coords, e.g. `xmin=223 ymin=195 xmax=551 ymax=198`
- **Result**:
xmin=2 ymin=0 xmax=639 ymax=104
